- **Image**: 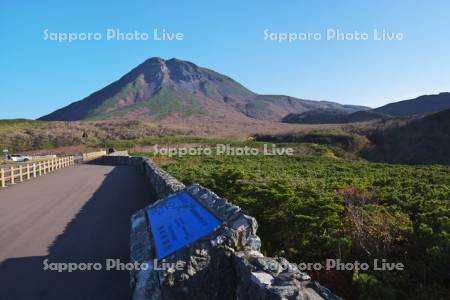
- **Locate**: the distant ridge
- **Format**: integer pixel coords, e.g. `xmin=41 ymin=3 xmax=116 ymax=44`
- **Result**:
xmin=282 ymin=92 xmax=450 ymax=124
xmin=374 ymin=92 xmax=450 ymax=116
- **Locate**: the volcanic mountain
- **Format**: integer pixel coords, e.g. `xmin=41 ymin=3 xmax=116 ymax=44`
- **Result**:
xmin=39 ymin=57 xmax=365 ymax=126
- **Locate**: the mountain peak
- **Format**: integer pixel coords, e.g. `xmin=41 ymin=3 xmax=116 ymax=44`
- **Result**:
xmin=137 ymin=56 xmax=168 ymax=69
xmin=143 ymin=56 xmax=165 ymax=63
xmin=140 ymin=57 xmax=192 ymax=67
xmin=131 ymin=57 xmax=204 ymax=83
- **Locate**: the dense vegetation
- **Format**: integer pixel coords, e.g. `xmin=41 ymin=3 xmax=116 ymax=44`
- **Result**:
xmin=257 ymin=109 xmax=450 ymax=166
xmin=147 ymin=149 xmax=450 ymax=300
xmin=0 ymin=119 xmax=181 ymax=152
xmin=364 ymin=109 xmax=450 ymax=164
xmin=255 ymin=128 xmax=370 ymax=154
xmin=282 ymin=109 xmax=391 ymax=124
xmin=3 ymin=109 xmax=448 ymax=166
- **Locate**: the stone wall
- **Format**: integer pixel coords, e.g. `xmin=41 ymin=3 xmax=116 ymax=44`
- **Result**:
xmin=97 ymin=155 xmax=339 ymax=300
xmin=96 ymin=155 xmax=185 ymax=198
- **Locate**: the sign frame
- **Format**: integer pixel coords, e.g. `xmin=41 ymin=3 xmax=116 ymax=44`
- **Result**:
xmin=147 ymin=191 xmax=221 ymax=259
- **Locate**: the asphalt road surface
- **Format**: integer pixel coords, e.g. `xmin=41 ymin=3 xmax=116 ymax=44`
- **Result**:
xmin=0 ymin=164 xmax=154 ymax=300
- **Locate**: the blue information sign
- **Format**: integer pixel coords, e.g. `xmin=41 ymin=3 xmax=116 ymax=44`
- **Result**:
xmin=147 ymin=191 xmax=221 ymax=259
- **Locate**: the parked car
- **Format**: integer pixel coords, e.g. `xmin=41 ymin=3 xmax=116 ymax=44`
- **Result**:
xmin=8 ymin=154 xmax=32 ymax=162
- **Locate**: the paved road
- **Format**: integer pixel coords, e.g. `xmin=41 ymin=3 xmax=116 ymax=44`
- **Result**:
xmin=0 ymin=164 xmax=154 ymax=300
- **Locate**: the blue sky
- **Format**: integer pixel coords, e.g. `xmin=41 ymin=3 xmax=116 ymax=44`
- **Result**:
xmin=1 ymin=0 xmax=449 ymax=119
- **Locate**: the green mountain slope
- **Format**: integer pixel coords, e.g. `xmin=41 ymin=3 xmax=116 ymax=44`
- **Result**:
xmin=364 ymin=109 xmax=450 ymax=164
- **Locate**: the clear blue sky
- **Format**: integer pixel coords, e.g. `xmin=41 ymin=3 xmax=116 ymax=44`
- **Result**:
xmin=1 ymin=0 xmax=449 ymax=119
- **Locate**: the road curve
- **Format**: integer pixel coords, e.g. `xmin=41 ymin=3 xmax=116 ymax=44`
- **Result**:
xmin=0 ymin=164 xmax=154 ymax=300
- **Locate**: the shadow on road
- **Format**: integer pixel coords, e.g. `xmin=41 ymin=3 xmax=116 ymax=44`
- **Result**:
xmin=0 ymin=165 xmax=154 ymax=300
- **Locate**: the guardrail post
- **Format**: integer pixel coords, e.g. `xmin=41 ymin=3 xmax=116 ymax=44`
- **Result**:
xmin=33 ymin=163 xmax=37 ymax=178
xmin=10 ymin=166 xmax=15 ymax=185
xmin=0 ymin=168 xmax=5 ymax=188
xmin=26 ymin=164 xmax=30 ymax=180
xmin=19 ymin=165 xmax=23 ymax=182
